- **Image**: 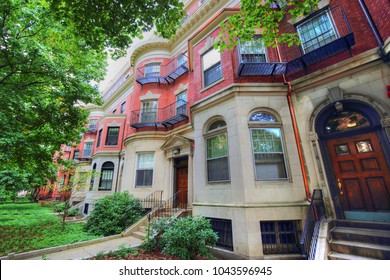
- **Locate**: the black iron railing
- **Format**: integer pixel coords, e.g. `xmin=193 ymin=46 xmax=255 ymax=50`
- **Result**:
xmin=147 ymin=191 xmax=187 ymax=224
xmin=130 ymin=100 xmax=188 ymax=129
xmin=136 ymin=54 xmax=188 ymax=85
xmin=300 ymin=189 xmax=327 ymax=259
xmin=140 ymin=190 xmax=163 ymax=211
xmin=235 ymin=5 xmax=355 ymax=76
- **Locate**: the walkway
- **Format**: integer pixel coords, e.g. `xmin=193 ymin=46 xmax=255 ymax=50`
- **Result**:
xmin=25 ymin=235 xmax=143 ymax=260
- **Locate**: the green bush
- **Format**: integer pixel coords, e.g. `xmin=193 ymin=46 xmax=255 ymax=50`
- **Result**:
xmin=84 ymin=192 xmax=144 ymax=236
xmin=67 ymin=208 xmax=79 ymax=217
xmin=142 ymin=216 xmax=218 ymax=260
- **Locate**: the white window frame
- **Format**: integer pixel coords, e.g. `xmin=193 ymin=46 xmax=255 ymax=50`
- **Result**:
xmin=249 ymin=112 xmax=288 ymax=181
xmin=202 ymin=48 xmax=223 ymax=88
xmin=205 ymin=120 xmax=230 ymax=183
xmin=297 ymin=10 xmax=339 ymax=54
xmin=135 ymin=152 xmax=155 ymax=188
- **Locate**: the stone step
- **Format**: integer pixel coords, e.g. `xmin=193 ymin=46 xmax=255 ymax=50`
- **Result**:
xmin=329 ymin=239 xmax=390 ymax=259
xmin=132 ymin=231 xmax=148 ymax=240
xmin=334 ymin=220 xmax=390 ymax=231
xmin=331 ymin=227 xmax=390 ymax=246
xmin=328 ymin=252 xmax=377 ymax=260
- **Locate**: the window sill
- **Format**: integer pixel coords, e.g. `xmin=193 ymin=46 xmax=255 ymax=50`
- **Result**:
xmin=201 ymin=78 xmax=224 ymax=93
xmin=135 ymin=186 xmax=153 ymax=188
xmin=98 ymin=189 xmax=112 ymax=191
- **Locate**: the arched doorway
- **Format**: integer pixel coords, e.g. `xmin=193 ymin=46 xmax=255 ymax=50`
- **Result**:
xmin=315 ymin=100 xmax=390 ymax=222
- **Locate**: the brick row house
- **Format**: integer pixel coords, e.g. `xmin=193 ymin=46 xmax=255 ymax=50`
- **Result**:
xmin=58 ymin=0 xmax=390 ymax=259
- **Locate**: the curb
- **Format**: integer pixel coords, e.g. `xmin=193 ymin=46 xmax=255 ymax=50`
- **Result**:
xmin=0 ymin=234 xmax=122 ymax=260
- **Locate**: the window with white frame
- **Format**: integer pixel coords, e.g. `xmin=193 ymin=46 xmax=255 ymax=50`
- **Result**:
xmin=176 ymin=91 xmax=187 ymax=115
xmin=141 ymin=100 xmax=158 ymax=123
xmin=202 ymin=48 xmax=222 ymax=87
xmin=249 ymin=112 xmax=287 ymax=180
xmin=98 ymin=162 xmax=114 ymax=191
xmin=297 ymin=10 xmax=338 ymax=54
xmin=239 ymin=36 xmax=267 ymax=63
xmin=136 ymin=152 xmax=154 ymax=187
xmin=206 ymin=120 xmax=230 ymax=182
xmin=145 ymin=63 xmax=161 ymax=77
xmin=82 ymin=142 xmax=93 ymax=157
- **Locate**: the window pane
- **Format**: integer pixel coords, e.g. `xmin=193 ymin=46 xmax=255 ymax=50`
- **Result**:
xmin=251 ymin=128 xmax=287 ymax=180
xmin=252 ymin=129 xmax=282 ymax=153
xmin=136 ymin=170 xmax=153 ymax=186
xmin=106 ymin=127 xmax=119 ymax=145
xmin=83 ymin=142 xmax=93 ymax=157
xmin=207 ymin=156 xmax=229 ymax=181
xmin=145 ymin=64 xmax=160 ymax=77
xmin=297 ymin=11 xmax=337 ymax=53
xmin=99 ymin=168 xmax=113 ymax=190
xmin=96 ymin=129 xmax=102 ymax=147
xmin=240 ymin=37 xmax=267 ymax=63
xmin=203 ymin=48 xmax=220 ymax=70
xmin=208 ymin=120 xmax=226 ymax=131
xmin=138 ymin=153 xmax=154 ymax=169
xmin=207 ymin=133 xmax=228 ymax=159
xmin=177 ymin=54 xmax=188 ymax=67
xmin=204 ymin=63 xmax=222 ymax=87
xmin=250 ymin=112 xmax=277 ymax=122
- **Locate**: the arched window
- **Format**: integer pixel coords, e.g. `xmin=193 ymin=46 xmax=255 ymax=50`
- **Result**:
xmin=99 ymin=162 xmax=114 ymax=191
xmin=205 ymin=119 xmax=230 ymax=182
xmin=249 ymin=111 xmax=287 ymax=180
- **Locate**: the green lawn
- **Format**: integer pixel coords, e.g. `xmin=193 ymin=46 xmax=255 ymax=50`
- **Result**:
xmin=0 ymin=203 xmax=101 ymax=256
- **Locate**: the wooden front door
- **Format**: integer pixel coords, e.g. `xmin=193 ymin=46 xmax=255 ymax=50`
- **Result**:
xmin=176 ymin=167 xmax=188 ymax=205
xmin=327 ymin=132 xmax=390 ymax=214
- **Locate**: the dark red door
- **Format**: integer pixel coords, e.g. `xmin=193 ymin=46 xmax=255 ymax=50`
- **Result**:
xmin=176 ymin=167 xmax=188 ymax=206
xmin=327 ymin=132 xmax=390 ymax=213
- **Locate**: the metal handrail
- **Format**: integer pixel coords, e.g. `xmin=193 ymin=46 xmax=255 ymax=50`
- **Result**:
xmin=147 ymin=191 xmax=187 ymax=224
xmin=300 ymin=189 xmax=326 ymax=259
xmin=140 ymin=190 xmax=163 ymax=211
xmin=130 ymin=100 xmax=188 ymax=126
xmin=136 ymin=54 xmax=188 ymax=79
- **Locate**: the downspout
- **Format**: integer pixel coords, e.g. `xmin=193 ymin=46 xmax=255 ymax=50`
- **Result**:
xmin=357 ymin=0 xmax=389 ymax=64
xmin=114 ymin=118 xmax=127 ymax=193
xmin=276 ymin=46 xmax=311 ymax=202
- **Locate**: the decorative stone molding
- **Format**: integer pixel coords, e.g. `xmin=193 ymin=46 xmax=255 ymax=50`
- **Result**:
xmin=107 ymin=120 xmax=120 ymax=127
xmin=174 ymin=83 xmax=189 ymax=95
xmin=198 ymin=36 xmax=218 ymax=55
xmin=139 ymin=91 xmax=161 ymax=101
xmin=288 ymin=0 xmax=330 ymax=25
xmin=308 ymin=132 xmax=319 ymax=142
xmin=327 ymin=86 xmax=344 ymax=103
xmin=381 ymin=117 xmax=390 ymax=128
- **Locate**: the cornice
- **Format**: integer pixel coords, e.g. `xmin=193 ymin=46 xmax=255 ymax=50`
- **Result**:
xmin=129 ymin=0 xmax=232 ymax=67
xmin=101 ymin=74 xmax=134 ymax=110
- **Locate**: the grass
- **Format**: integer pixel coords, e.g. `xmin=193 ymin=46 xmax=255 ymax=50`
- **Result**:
xmin=0 ymin=203 xmax=101 ymax=256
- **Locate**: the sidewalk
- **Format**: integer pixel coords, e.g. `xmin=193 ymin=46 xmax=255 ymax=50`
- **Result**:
xmin=25 ymin=235 xmax=143 ymax=260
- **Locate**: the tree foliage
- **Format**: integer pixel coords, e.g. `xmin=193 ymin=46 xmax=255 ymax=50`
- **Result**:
xmin=84 ymin=192 xmax=143 ymax=236
xmin=50 ymin=0 xmax=185 ymax=58
xmin=217 ymin=0 xmax=320 ymax=51
xmin=0 ymin=0 xmax=107 ymax=193
xmin=142 ymin=216 xmax=218 ymax=260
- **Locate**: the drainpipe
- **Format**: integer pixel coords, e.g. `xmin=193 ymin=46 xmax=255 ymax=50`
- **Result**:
xmin=114 ymin=118 xmax=127 ymax=193
xmin=276 ymin=46 xmax=311 ymax=202
xmin=357 ymin=0 xmax=390 ymax=65
xmin=357 ymin=0 xmax=383 ymax=47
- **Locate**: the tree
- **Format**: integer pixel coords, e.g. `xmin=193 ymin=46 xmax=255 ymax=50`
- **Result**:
xmin=0 ymin=0 xmax=185 ymax=194
xmin=0 ymin=0 xmax=107 ymax=195
xmin=50 ymin=0 xmax=185 ymax=58
xmin=216 ymin=0 xmax=320 ymax=51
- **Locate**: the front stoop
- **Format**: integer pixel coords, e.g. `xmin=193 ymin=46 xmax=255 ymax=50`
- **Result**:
xmin=328 ymin=220 xmax=390 ymax=260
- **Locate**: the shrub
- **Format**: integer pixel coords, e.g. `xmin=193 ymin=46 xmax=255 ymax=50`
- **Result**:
xmin=142 ymin=216 xmax=218 ymax=260
xmin=84 ymin=192 xmax=143 ymax=236
xmin=67 ymin=208 xmax=79 ymax=217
